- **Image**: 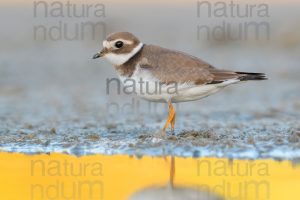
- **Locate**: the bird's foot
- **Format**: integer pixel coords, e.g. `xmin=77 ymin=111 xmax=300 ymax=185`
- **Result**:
xmin=160 ymin=130 xmax=167 ymax=139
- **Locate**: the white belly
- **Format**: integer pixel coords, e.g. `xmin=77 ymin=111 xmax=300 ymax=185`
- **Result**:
xmin=119 ymin=66 xmax=239 ymax=103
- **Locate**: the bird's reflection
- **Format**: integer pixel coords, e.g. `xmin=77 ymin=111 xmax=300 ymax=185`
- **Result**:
xmin=170 ymin=156 xmax=175 ymax=188
xmin=129 ymin=156 xmax=223 ymax=200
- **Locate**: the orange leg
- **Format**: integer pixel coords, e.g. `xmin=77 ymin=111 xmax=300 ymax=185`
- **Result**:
xmin=162 ymin=102 xmax=175 ymax=136
xmin=171 ymin=112 xmax=176 ymax=135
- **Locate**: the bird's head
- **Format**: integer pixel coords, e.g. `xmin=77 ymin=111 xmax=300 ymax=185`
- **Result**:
xmin=93 ymin=32 xmax=143 ymax=66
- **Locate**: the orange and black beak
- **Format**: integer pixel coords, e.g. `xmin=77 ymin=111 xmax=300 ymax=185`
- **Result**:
xmin=92 ymin=48 xmax=108 ymax=59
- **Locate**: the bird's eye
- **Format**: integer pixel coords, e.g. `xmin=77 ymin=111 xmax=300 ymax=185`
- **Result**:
xmin=115 ymin=41 xmax=123 ymax=48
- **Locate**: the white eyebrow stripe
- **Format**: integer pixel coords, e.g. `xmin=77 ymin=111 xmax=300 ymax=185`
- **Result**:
xmin=102 ymin=39 xmax=133 ymax=49
xmin=109 ymin=39 xmax=134 ymax=45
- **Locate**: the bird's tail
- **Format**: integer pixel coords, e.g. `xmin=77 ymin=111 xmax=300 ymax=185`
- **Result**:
xmin=236 ymin=72 xmax=267 ymax=81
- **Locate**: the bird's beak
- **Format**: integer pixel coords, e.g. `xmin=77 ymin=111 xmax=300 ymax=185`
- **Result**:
xmin=92 ymin=48 xmax=107 ymax=59
xmin=92 ymin=52 xmax=101 ymax=59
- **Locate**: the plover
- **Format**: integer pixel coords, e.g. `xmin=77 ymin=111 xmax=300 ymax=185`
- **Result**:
xmin=93 ymin=32 xmax=266 ymax=136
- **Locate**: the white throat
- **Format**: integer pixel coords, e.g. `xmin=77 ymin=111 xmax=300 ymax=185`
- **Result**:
xmin=104 ymin=43 xmax=143 ymax=66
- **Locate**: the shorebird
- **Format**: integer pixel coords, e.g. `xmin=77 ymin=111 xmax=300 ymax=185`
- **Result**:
xmin=93 ymin=32 xmax=266 ymax=136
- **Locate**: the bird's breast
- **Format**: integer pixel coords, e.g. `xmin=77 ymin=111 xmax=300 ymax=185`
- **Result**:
xmin=118 ymin=65 xmax=177 ymax=102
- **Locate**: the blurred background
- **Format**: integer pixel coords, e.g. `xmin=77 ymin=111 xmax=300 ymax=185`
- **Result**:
xmin=0 ymin=0 xmax=299 ymax=157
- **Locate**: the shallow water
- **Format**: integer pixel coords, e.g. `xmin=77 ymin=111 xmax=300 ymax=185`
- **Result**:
xmin=1 ymin=153 xmax=300 ymax=200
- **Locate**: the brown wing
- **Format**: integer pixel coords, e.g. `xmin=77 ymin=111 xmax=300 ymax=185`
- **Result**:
xmin=139 ymin=45 xmax=240 ymax=85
